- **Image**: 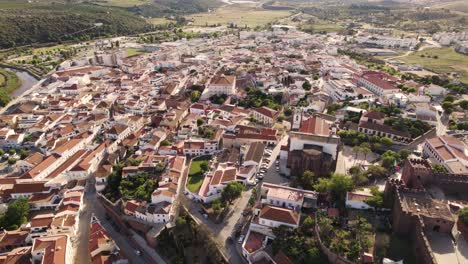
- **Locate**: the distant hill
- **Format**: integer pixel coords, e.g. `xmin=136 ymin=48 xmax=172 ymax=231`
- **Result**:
xmin=0 ymin=0 xmax=221 ymax=49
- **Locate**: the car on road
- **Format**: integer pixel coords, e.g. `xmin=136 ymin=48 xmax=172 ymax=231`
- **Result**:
xmin=276 ymin=166 xmax=280 ymax=171
xmin=238 ymin=234 xmax=245 ymax=244
xmin=203 ymin=213 xmax=209 ymax=219
xmin=275 ymin=160 xmax=279 ymax=165
xmin=135 ymin=250 xmax=142 ymax=256
xmin=256 ymin=173 xmax=264 ymax=179
xmin=247 ymin=179 xmax=258 ymax=186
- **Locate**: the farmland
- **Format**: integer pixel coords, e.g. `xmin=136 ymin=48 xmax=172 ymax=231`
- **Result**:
xmin=186 ymin=4 xmax=292 ymax=28
xmin=398 ymin=48 xmax=468 ymax=83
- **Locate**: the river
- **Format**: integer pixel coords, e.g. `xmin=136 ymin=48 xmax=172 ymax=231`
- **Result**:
xmin=3 ymin=68 xmax=39 ymax=98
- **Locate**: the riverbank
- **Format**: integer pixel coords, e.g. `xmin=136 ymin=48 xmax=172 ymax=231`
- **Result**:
xmin=0 ymin=65 xmax=39 ymax=109
xmin=0 ymin=68 xmax=21 ymax=95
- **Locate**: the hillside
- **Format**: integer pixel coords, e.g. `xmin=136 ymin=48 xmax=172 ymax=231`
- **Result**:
xmin=0 ymin=0 xmax=221 ymax=49
xmin=0 ymin=3 xmax=151 ymax=48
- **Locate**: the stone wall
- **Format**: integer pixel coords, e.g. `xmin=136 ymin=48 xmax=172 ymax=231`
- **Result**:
xmin=385 ymin=179 xmax=443 ymax=264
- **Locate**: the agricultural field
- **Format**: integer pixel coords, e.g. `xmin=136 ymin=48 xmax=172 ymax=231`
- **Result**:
xmin=432 ymin=0 xmax=468 ymax=14
xmin=299 ymin=20 xmax=344 ymax=33
xmin=186 ymin=4 xmax=292 ymax=28
xmin=148 ymin=17 xmax=175 ymax=26
xmin=93 ymin=0 xmax=151 ymax=7
xmin=398 ymin=48 xmax=468 ymax=83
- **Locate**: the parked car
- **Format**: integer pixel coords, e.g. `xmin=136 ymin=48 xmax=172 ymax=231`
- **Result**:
xmin=275 ymin=160 xmax=279 ymax=165
xmin=238 ymin=235 xmax=245 ymax=244
xmin=276 ymin=166 xmax=280 ymax=171
xmin=135 ymin=250 xmax=142 ymax=256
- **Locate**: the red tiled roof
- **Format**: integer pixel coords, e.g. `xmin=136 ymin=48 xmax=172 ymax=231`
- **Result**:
xmin=254 ymin=106 xmax=278 ymax=119
xmin=259 ymin=205 xmax=299 ymax=225
xmin=299 ymin=116 xmax=330 ymax=136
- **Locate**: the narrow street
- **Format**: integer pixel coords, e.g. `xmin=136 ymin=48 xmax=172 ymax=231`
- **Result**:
xmin=182 ymin=187 xmax=252 ymax=264
xmin=73 ymin=176 xmax=165 ymax=264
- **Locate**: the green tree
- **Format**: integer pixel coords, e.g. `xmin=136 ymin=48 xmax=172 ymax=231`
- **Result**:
xmin=398 ymin=149 xmax=411 ymax=160
xmin=19 ymin=149 xmax=29 ymax=160
xmin=190 ymin=90 xmax=201 ymax=102
xmin=365 ymin=187 xmax=384 ymax=208
xmin=442 ymin=101 xmax=454 ymax=114
xmin=432 ymin=164 xmax=448 ymax=173
xmin=314 ymin=174 xmax=354 ymax=207
xmin=221 ymin=181 xmax=244 ymax=204
xmin=302 ymin=216 xmax=315 ymax=235
xmin=381 ymin=150 xmax=400 ymax=168
xmin=380 ymin=137 xmax=393 ymax=148
xmin=277 ymin=114 xmax=285 ymax=122
xmin=200 ymin=161 xmax=209 ymax=172
xmin=7 ymin=158 xmax=17 ymax=165
xmin=459 ymin=100 xmax=468 ymax=110
xmin=298 ymin=170 xmax=315 ymax=190
xmin=160 ymin=140 xmax=171 ymax=146
xmin=175 ymin=216 xmax=187 ymax=226
xmin=352 ymin=173 xmax=369 ymax=186
xmin=197 ymin=118 xmax=204 ymax=126
xmin=360 ymin=143 xmax=371 ymax=160
xmin=366 ymin=165 xmax=388 ymax=179
xmin=212 ymin=198 xmax=223 ymax=215
xmin=302 ymin=81 xmax=311 ymax=91
xmin=0 ymin=198 xmax=30 ymax=230
xmin=459 ymin=208 xmax=468 ymax=226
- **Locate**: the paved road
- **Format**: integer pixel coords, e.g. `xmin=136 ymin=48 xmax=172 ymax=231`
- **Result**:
xmin=74 ymin=177 xmax=166 ymax=264
xmin=183 ymin=187 xmax=252 ymax=264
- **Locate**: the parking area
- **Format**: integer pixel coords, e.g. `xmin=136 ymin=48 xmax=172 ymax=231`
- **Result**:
xmin=261 ymin=135 xmax=289 ymax=185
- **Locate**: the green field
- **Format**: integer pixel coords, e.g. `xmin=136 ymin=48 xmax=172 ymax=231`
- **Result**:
xmin=0 ymin=69 xmax=21 ymax=95
xmin=432 ymin=0 xmax=468 ymax=14
xmin=186 ymin=4 xmax=292 ymax=27
xmin=186 ymin=155 xmax=211 ymax=193
xmin=125 ymin=48 xmax=146 ymax=57
xmin=398 ymin=48 xmax=468 ymax=83
xmin=148 ymin=17 xmax=175 ymax=25
xmin=300 ymin=20 xmax=344 ymax=33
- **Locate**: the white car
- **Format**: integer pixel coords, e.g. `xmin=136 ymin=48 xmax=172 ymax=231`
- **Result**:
xmin=275 ymin=160 xmax=280 ymax=165
xmin=238 ymin=235 xmax=245 ymax=244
